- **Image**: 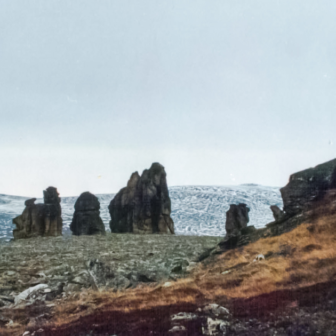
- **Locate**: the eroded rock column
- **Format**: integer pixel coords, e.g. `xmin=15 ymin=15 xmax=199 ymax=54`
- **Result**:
xmin=70 ymin=192 xmax=106 ymax=236
xmin=109 ymin=162 xmax=174 ymax=234
xmin=12 ymin=186 xmax=63 ymax=239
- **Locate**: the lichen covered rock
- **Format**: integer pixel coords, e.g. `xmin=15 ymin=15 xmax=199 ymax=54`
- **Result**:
xmin=109 ymin=163 xmax=174 ymax=234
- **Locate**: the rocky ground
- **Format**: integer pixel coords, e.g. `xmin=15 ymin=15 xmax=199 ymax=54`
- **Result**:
xmin=0 ymin=234 xmax=221 ymax=294
xmin=0 ymin=234 xmax=221 ymax=334
xmin=1 ymin=225 xmax=336 ymax=335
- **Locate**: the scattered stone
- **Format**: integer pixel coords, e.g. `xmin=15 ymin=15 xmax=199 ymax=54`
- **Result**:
xmin=171 ymin=312 xmax=197 ymax=321
xmin=15 ymin=284 xmax=49 ymax=305
xmin=163 ymin=282 xmax=172 ymax=288
xmin=204 ymin=317 xmax=228 ymax=335
xmin=253 ymin=254 xmax=265 ymax=262
xmin=70 ymin=192 xmax=106 ymax=236
xmin=108 ymin=275 xmax=131 ymax=291
xmin=6 ymin=270 xmax=16 ymax=276
xmin=203 ymin=303 xmax=229 ymax=317
xmin=0 ymin=315 xmax=10 ymax=326
xmin=168 ymin=325 xmax=186 ymax=332
xmin=109 ymin=162 xmax=175 ymax=234
xmin=171 ymin=264 xmax=183 ymax=273
xmin=0 ymin=295 xmax=14 ymax=303
xmin=64 ymin=283 xmax=82 ymax=293
xmin=137 ymin=272 xmax=156 ymax=283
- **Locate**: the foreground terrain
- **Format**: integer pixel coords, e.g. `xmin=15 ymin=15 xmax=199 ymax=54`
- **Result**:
xmin=0 ymin=189 xmax=336 ymax=335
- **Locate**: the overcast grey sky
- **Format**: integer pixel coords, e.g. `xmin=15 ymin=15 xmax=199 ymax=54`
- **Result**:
xmin=0 ymin=0 xmax=336 ymax=197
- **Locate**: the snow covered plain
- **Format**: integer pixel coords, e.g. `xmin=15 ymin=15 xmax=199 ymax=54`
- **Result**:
xmin=0 ymin=184 xmax=282 ymax=241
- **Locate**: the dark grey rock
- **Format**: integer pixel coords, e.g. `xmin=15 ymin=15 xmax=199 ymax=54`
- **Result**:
xmin=280 ymin=158 xmax=336 ymax=216
xmin=109 ymin=163 xmax=174 ymax=234
xmin=225 ymin=203 xmax=250 ymax=236
xmin=13 ymin=187 xmax=63 ymax=239
xmin=70 ymin=192 xmax=105 ymax=236
xmin=270 ymin=205 xmax=286 ymax=222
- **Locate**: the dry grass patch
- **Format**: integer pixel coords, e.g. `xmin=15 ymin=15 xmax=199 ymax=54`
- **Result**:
xmin=193 ymin=208 xmax=336 ymax=299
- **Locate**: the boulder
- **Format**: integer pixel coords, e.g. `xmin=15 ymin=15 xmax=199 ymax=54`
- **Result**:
xmin=13 ymin=187 xmax=63 ymax=239
xmin=225 ymin=203 xmax=250 ymax=236
xmin=109 ymin=163 xmax=174 ymax=234
xmin=280 ymin=158 xmax=336 ymax=216
xmin=70 ymin=192 xmax=105 ymax=236
xmin=270 ymin=205 xmax=286 ymax=222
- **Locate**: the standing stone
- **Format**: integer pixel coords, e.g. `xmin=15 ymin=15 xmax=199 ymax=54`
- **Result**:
xmin=70 ymin=192 xmax=106 ymax=236
xmin=109 ymin=163 xmax=174 ymax=234
xmin=12 ymin=187 xmax=63 ymax=239
xmin=280 ymin=158 xmax=336 ymax=216
xmin=270 ymin=205 xmax=286 ymax=222
xmin=109 ymin=172 xmax=140 ymax=233
xmin=43 ymin=187 xmax=63 ymax=236
xmin=225 ymin=203 xmax=250 ymax=236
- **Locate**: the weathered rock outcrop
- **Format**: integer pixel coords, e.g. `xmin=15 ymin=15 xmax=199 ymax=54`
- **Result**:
xmin=280 ymin=158 xmax=336 ymax=216
xmin=13 ymin=187 xmax=63 ymax=239
xmin=211 ymin=204 xmax=256 ymax=252
xmin=109 ymin=163 xmax=174 ymax=234
xmin=70 ymin=192 xmax=105 ymax=236
xmin=225 ymin=203 xmax=250 ymax=236
xmin=211 ymin=158 xmax=336 ymax=256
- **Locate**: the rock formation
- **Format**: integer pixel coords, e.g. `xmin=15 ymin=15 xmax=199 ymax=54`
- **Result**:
xmin=43 ymin=187 xmax=63 ymax=236
xmin=225 ymin=203 xmax=250 ymax=236
xmin=280 ymin=158 xmax=336 ymax=216
xmin=70 ymin=192 xmax=105 ymax=236
xmin=109 ymin=162 xmax=174 ymax=234
xmin=213 ymin=158 xmax=336 ymax=255
xmin=270 ymin=205 xmax=286 ymax=222
xmin=13 ymin=187 xmax=63 ymax=239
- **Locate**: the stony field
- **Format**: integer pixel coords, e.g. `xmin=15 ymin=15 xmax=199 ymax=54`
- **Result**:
xmin=0 ymin=234 xmax=221 ymax=304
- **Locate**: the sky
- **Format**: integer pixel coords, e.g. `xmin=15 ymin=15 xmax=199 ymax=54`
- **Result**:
xmin=0 ymin=0 xmax=336 ymax=197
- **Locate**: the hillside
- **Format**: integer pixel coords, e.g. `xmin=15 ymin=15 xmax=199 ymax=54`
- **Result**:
xmin=0 ymin=184 xmax=282 ymax=240
xmin=0 ymin=187 xmax=334 ymax=336
xmin=2 ymin=162 xmax=336 ymax=335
